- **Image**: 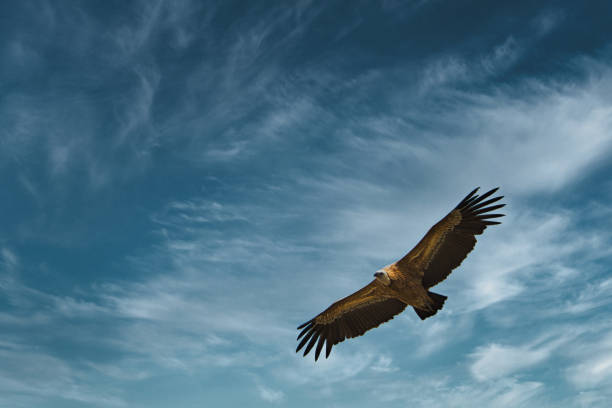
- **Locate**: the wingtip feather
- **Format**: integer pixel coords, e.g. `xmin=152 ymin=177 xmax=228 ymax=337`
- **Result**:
xmin=303 ymin=332 xmax=319 ymax=356
xmin=457 ymin=187 xmax=480 ymax=208
xmin=296 ymin=329 xmax=316 ymax=353
xmin=297 ymin=319 xmax=313 ymax=330
xmin=314 ymin=335 xmax=326 ymax=361
xmin=473 ymin=203 xmax=505 ymax=215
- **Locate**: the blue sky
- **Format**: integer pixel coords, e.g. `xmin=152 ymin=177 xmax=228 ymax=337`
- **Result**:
xmin=1 ymin=1 xmax=612 ymax=407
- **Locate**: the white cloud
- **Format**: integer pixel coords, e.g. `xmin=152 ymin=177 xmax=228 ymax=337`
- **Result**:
xmin=367 ymin=376 xmax=545 ymax=408
xmin=468 ymin=322 xmax=612 ymax=398
xmin=1 ymin=248 xmax=18 ymax=270
xmin=114 ymin=66 xmax=160 ymax=149
xmin=563 ymin=277 xmax=612 ymax=314
xmin=109 ymin=0 xmax=164 ymax=60
xmin=470 ymin=343 xmax=550 ymax=381
xmin=459 ymin=211 xmax=576 ymax=311
xmin=567 ymin=333 xmax=612 ymax=389
xmin=257 ymin=384 xmax=285 ymax=403
xmin=280 ymin=348 xmax=377 ymax=387
xmin=482 ymin=36 xmax=521 ymax=75
xmin=419 ymin=35 xmax=521 ymax=91
xmin=574 ymin=390 xmax=610 ymax=408
xmin=532 ymin=9 xmax=565 ymax=36
xmin=413 ymin=313 xmax=474 ymax=357
xmin=370 ymin=355 xmax=398 ymax=373
xmin=401 ymin=73 xmax=612 ymax=196
xmin=420 ymin=56 xmax=468 ymax=90
xmin=0 ymin=341 xmax=125 ymax=407
xmin=87 ymin=360 xmax=151 ymax=381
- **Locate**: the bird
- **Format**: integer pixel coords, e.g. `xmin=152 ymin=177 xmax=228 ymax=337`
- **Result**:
xmin=296 ymin=187 xmax=505 ymax=361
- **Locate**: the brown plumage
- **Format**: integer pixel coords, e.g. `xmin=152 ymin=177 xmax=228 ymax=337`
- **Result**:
xmin=296 ymin=187 xmax=505 ymax=361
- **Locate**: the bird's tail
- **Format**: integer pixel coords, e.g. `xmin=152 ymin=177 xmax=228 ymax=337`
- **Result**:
xmin=413 ymin=291 xmax=447 ymax=320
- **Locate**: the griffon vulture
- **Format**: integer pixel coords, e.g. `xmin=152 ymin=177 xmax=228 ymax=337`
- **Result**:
xmin=296 ymin=187 xmax=505 ymax=361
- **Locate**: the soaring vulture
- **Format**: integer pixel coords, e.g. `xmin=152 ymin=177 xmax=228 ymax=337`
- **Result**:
xmin=296 ymin=187 xmax=505 ymax=361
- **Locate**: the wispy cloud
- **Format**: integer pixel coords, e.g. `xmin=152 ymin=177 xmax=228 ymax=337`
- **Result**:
xmin=420 ymin=35 xmax=522 ymax=90
xmin=566 ymin=333 xmax=612 ymax=390
xmin=532 ymin=9 xmax=565 ymax=36
xmin=470 ymin=343 xmax=553 ymax=381
xmin=362 ymin=376 xmax=546 ymax=407
xmin=1 ymin=247 xmax=18 ymax=271
xmin=114 ymin=66 xmax=160 ymax=149
xmin=256 ymin=384 xmax=285 ymax=403
xmin=562 ymin=277 xmax=612 ymax=314
xmin=0 ymin=341 xmax=125 ymax=407
xmin=412 ymin=313 xmax=474 ymax=357
xmin=370 ymin=355 xmax=399 ymax=373
xmin=109 ymin=0 xmax=165 ymax=60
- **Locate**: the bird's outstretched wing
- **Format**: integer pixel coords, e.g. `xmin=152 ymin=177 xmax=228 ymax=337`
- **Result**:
xmin=296 ymin=281 xmax=406 ymax=361
xmin=395 ymin=187 xmax=505 ymax=288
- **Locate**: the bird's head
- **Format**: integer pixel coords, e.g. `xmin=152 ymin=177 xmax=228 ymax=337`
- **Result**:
xmin=374 ymin=270 xmax=391 ymax=286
